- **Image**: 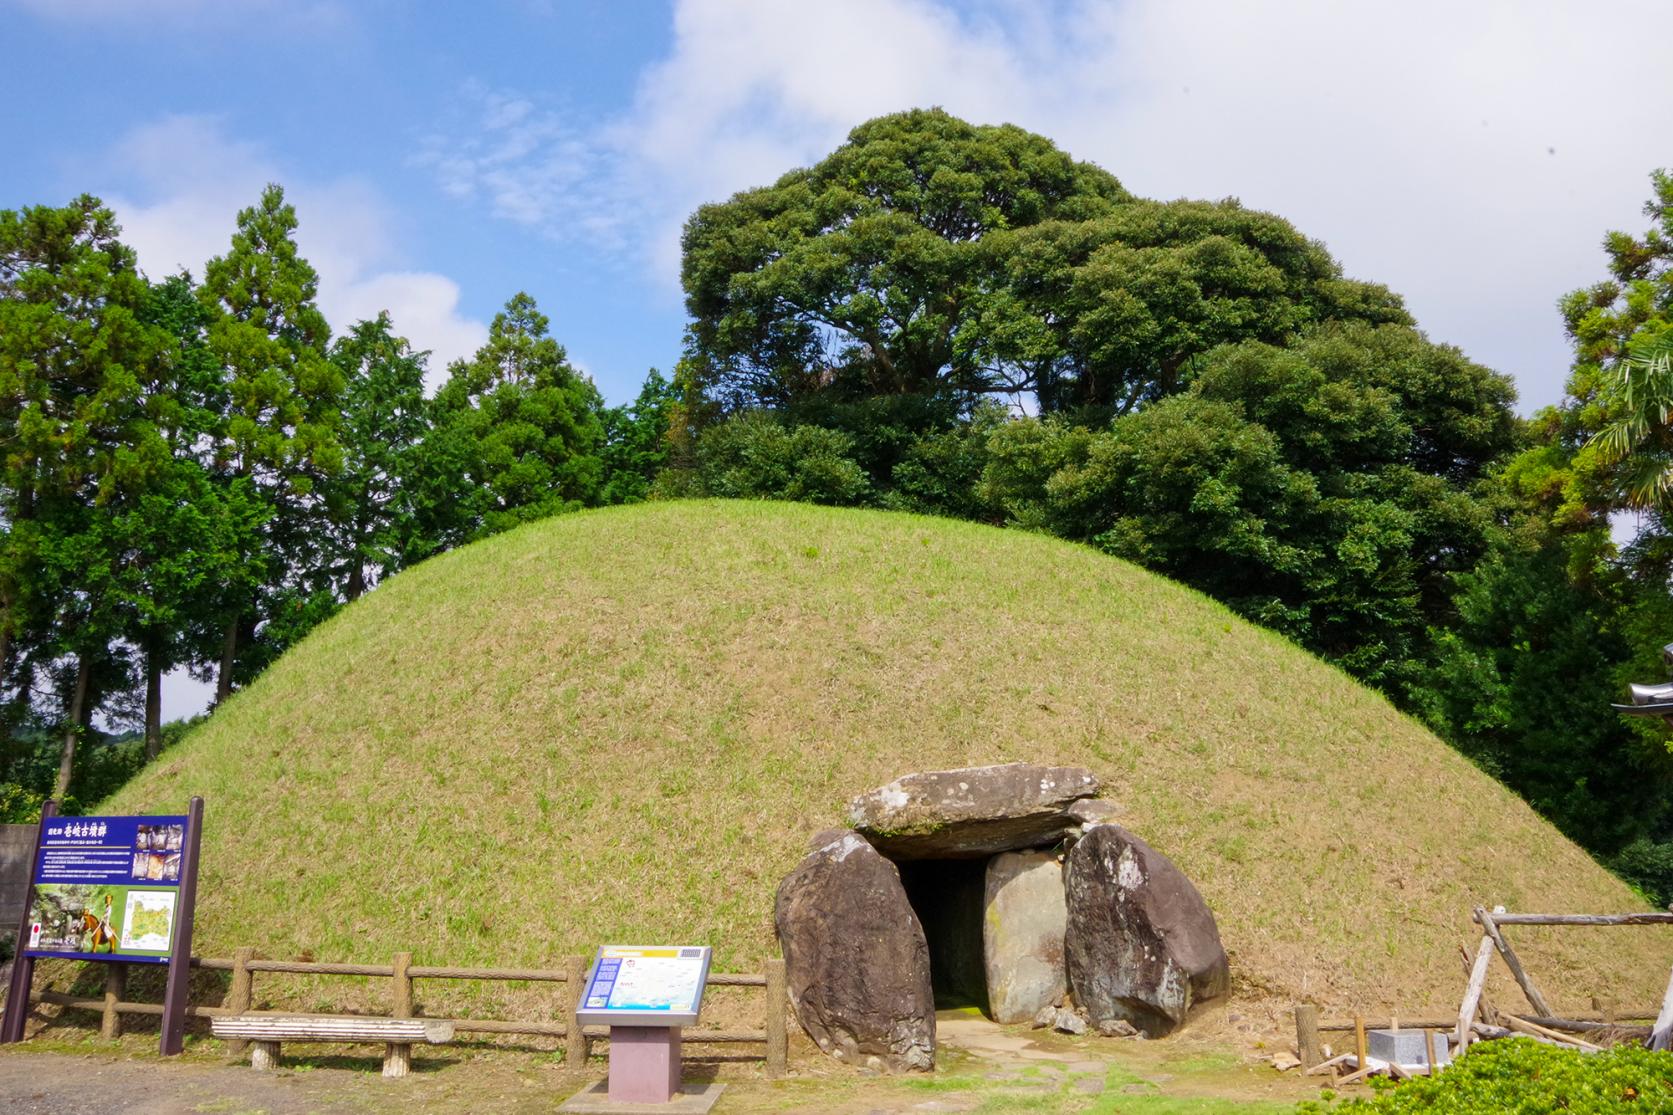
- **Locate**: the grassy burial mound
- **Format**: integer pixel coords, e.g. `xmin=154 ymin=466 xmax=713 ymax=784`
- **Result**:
xmin=105 ymin=500 xmax=1666 ymax=1023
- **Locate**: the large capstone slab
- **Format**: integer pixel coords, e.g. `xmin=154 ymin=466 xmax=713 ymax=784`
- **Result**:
xmin=982 ymin=850 xmax=1068 ymax=1024
xmin=774 ymin=833 xmax=936 ymax=1071
xmin=1063 ymin=824 xmax=1229 ymax=1036
xmin=848 ymin=763 xmax=1100 ymax=859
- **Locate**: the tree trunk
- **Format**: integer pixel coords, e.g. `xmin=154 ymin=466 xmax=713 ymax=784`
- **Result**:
xmin=216 ymin=614 xmax=239 ymax=704
xmin=145 ymin=641 xmax=163 ymax=762
xmin=53 ymin=653 xmax=91 ymax=800
xmin=346 ymin=562 xmax=365 ymax=603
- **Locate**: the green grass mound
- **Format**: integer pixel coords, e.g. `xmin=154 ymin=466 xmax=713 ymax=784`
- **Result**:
xmin=105 ymin=501 xmax=1668 ymax=1021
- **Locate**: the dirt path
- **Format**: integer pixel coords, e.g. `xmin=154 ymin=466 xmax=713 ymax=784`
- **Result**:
xmin=0 ymin=1014 xmax=1316 ymax=1115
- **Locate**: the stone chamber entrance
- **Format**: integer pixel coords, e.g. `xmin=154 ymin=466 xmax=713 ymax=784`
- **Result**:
xmin=897 ymin=859 xmax=988 ymax=1011
xmin=773 ymin=763 xmax=1232 ymax=1072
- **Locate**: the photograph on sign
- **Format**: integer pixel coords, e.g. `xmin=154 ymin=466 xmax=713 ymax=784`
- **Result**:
xmin=23 ymin=814 xmax=187 ymax=964
xmin=576 ymin=945 xmax=712 ymax=1027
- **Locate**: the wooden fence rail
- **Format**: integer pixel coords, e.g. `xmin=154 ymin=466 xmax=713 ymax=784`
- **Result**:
xmin=19 ymin=949 xmax=789 ymax=1077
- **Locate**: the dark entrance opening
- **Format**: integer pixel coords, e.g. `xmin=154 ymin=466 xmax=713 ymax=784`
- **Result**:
xmin=897 ymin=858 xmax=988 ymax=1012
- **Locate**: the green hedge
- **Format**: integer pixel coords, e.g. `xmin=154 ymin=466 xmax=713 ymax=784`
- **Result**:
xmin=1301 ymin=1039 xmax=1673 ymax=1113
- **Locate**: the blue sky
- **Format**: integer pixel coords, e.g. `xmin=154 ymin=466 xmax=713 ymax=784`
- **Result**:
xmin=8 ymin=0 xmax=1673 ymax=410
xmin=5 ymin=0 xmax=1672 ymax=716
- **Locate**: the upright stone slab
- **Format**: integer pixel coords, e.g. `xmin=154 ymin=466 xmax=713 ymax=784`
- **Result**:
xmin=1064 ymin=824 xmax=1229 ymax=1036
xmin=982 ymin=850 xmax=1067 ymax=1024
xmin=848 ymin=763 xmax=1100 ymax=859
xmin=774 ymin=833 xmax=935 ymax=1071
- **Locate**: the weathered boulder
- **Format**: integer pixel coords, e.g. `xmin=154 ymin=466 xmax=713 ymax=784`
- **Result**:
xmin=1066 ymin=798 xmax=1121 ymax=827
xmin=982 ymin=850 xmax=1067 ymax=1023
xmin=1064 ymin=824 xmax=1229 ymax=1036
xmin=848 ymin=763 xmax=1100 ymax=859
xmin=774 ymin=832 xmax=936 ymax=1071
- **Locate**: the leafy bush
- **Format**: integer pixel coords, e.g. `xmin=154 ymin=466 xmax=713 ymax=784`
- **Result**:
xmin=1300 ymin=1039 xmax=1673 ymax=1113
xmin=695 ymin=411 xmax=871 ymax=505
xmin=1612 ymin=838 xmax=1673 ymax=908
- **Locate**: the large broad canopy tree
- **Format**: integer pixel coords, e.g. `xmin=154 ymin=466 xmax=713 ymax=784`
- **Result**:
xmin=981 ymin=322 xmax=1518 ymax=689
xmin=681 ymin=108 xmax=1408 ymax=420
xmin=680 ymin=108 xmax=1129 ymax=410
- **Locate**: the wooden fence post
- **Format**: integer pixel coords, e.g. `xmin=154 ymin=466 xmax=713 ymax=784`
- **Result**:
xmin=765 ymin=958 xmax=787 ymax=1078
xmin=1456 ymin=932 xmax=1496 ymax=1054
xmin=1294 ymin=1004 xmax=1321 ymax=1070
xmin=1477 ymin=905 xmax=1553 ymax=1018
xmin=566 ymin=955 xmax=590 ymax=1070
xmin=385 ymin=951 xmax=414 ymax=1078
xmin=225 ymin=946 xmax=255 ymax=1059
xmin=101 ymin=965 xmax=125 ymax=1041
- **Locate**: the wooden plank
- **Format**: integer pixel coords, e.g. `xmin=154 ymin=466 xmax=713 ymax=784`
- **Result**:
xmin=1353 ymin=1015 xmax=1368 ymax=1073
xmin=1319 ymin=1017 xmax=1454 ymax=1031
xmin=243 ymin=960 xmax=396 ymax=977
xmin=1477 ymin=905 xmax=1554 ymax=1017
xmin=1336 ymin=1065 xmax=1376 ymax=1086
xmin=210 ymin=1016 xmax=455 ymax=1044
xmin=766 ymin=958 xmax=787 ymax=1078
xmin=1456 ymin=933 xmax=1495 ymax=1053
xmin=1501 ymin=1013 xmax=1601 ymax=1051
xmin=1304 ymin=1052 xmax=1351 ymax=1075
xmin=407 ymin=965 xmax=567 ymax=982
xmin=1294 ymin=1005 xmax=1322 ymax=1071
xmin=1484 ymin=912 xmax=1673 ymax=926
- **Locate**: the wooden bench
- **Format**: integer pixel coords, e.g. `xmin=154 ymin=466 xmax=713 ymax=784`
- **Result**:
xmin=210 ymin=1014 xmax=455 ymax=1077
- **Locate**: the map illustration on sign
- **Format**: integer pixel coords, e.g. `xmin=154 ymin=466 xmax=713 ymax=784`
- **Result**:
xmin=575 ymin=945 xmax=713 ymax=1028
xmin=23 ymin=815 xmax=188 ymax=963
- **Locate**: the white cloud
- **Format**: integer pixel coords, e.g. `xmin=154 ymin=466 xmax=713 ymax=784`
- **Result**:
xmin=420 ymin=0 xmax=1673 ymax=411
xmin=108 ymin=115 xmax=486 ymax=387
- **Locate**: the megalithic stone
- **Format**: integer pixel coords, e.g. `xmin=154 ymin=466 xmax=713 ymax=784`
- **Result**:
xmin=983 ymin=850 xmax=1068 ymax=1024
xmin=774 ymin=833 xmax=935 ymax=1072
xmin=1064 ymin=824 xmax=1229 ymax=1037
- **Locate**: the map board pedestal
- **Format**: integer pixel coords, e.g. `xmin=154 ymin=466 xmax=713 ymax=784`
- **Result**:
xmin=609 ymin=1025 xmax=682 ymax=1104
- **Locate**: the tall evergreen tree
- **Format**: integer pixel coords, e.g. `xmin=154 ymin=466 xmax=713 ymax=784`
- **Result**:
xmin=0 ymin=196 xmax=173 ymax=796
xmin=323 ymin=313 xmax=430 ymax=600
xmin=197 ymin=184 xmax=343 ymax=702
xmin=423 ymin=293 xmax=604 ymax=544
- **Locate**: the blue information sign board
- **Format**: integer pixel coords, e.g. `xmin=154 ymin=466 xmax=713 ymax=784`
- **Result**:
xmin=24 ymin=814 xmax=189 ymax=964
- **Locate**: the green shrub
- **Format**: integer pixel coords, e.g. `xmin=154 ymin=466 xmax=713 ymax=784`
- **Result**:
xmin=696 ymin=411 xmax=871 ymax=505
xmin=1300 ymin=1039 xmax=1673 ymax=1113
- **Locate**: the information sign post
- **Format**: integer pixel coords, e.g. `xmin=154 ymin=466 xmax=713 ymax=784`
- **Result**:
xmin=567 ymin=944 xmax=719 ymax=1110
xmin=0 ymin=796 xmax=204 ymax=1055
